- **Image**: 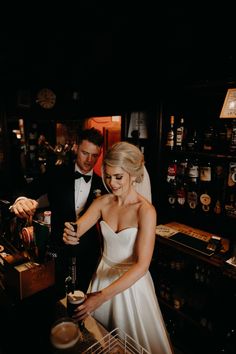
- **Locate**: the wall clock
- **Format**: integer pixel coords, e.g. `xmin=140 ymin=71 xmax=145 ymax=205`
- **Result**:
xmin=36 ymin=88 xmax=56 ymax=109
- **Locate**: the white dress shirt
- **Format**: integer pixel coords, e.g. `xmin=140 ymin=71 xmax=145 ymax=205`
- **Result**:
xmin=74 ymin=167 xmax=93 ymax=218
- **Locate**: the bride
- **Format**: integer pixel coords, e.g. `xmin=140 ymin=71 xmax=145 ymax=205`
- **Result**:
xmin=63 ymin=141 xmax=173 ymax=354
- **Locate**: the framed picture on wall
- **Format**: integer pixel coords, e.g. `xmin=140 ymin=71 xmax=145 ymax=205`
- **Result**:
xmin=128 ymin=112 xmax=148 ymax=139
xmin=17 ymin=89 xmax=31 ymax=108
xmin=220 ymin=88 xmax=236 ymax=118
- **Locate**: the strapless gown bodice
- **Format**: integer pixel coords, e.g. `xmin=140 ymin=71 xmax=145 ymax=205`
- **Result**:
xmin=100 ymin=220 xmax=137 ymax=265
xmin=88 ymin=220 xmax=173 ymax=354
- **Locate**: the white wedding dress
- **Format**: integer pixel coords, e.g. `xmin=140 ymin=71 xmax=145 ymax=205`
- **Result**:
xmin=88 ymin=221 xmax=173 ymax=354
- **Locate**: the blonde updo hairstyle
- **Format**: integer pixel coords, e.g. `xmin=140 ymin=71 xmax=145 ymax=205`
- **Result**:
xmin=103 ymin=141 xmax=144 ymax=184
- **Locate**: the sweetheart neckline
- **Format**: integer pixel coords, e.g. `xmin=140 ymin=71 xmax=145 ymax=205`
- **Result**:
xmin=100 ymin=220 xmax=138 ymax=234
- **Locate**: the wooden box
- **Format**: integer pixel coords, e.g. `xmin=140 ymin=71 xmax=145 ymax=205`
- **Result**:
xmin=5 ymin=259 xmax=55 ymax=300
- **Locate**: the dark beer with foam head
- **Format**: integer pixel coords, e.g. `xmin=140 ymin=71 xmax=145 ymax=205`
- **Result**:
xmin=67 ymin=290 xmax=86 ymax=317
xmin=50 ymin=317 xmax=80 ymax=349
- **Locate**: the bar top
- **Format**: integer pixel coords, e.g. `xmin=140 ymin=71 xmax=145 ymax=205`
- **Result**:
xmin=54 ymin=296 xmax=108 ymax=352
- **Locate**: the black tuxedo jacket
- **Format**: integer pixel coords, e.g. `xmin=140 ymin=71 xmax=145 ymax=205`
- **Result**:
xmin=20 ymin=162 xmax=107 ymax=294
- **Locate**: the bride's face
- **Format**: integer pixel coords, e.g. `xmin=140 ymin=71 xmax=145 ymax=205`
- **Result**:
xmin=104 ymin=165 xmax=133 ymax=196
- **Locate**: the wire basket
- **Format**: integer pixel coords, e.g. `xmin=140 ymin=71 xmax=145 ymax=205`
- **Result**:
xmin=84 ymin=327 xmax=151 ymax=354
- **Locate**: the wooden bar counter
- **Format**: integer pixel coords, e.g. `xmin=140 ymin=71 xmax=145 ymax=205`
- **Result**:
xmin=52 ymin=296 xmax=108 ymax=353
xmin=0 ymin=286 xmax=108 ymax=354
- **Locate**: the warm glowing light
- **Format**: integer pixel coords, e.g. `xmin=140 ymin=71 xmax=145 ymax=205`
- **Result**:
xmin=220 ymin=88 xmax=236 ymax=118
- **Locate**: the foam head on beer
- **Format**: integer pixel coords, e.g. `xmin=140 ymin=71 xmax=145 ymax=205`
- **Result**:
xmin=67 ymin=290 xmax=86 ymax=317
xmin=67 ymin=290 xmax=86 ymax=305
xmin=50 ymin=317 xmax=80 ymax=349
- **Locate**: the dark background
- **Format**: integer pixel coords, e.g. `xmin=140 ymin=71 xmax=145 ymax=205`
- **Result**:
xmin=0 ymin=3 xmax=235 ymax=114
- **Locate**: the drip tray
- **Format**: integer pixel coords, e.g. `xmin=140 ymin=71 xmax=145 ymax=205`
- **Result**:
xmin=169 ymin=232 xmax=214 ymax=256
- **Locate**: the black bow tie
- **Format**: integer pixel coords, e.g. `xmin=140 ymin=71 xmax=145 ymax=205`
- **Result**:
xmin=74 ymin=171 xmax=91 ymax=183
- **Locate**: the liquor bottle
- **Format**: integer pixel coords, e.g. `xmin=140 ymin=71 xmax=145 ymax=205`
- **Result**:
xmin=44 ymin=210 xmax=58 ymax=261
xmin=216 ymin=121 xmax=228 ymax=154
xmin=27 ymin=122 xmax=38 ymax=171
xmin=229 ymin=119 xmax=236 ymax=154
xmin=166 ymin=158 xmax=177 ymax=183
xmin=225 ymin=191 xmax=236 ymax=219
xmin=176 ymin=181 xmax=187 ymax=210
xmin=226 ymin=122 xmax=233 ymax=151
xmin=175 ymin=116 xmax=185 ymax=150
xmin=176 ymin=157 xmax=188 ymax=180
xmin=218 ymin=327 xmax=236 ymax=353
xmin=166 ymin=158 xmax=177 ymax=209
xmin=199 ymin=160 xmax=213 ymax=214
xmin=167 ymin=179 xmax=177 ymax=209
xmin=226 ymin=327 xmax=236 ymax=353
xmin=224 ymin=162 xmax=236 ymax=218
xmin=213 ymin=164 xmax=226 ymax=215
xmin=186 ymin=158 xmax=199 ymax=212
xmin=186 ymin=128 xmax=199 ymax=151
xmin=202 ymin=125 xmax=215 ymax=152
xmin=176 ymin=158 xmax=188 ymax=210
xmin=44 ymin=210 xmax=51 ymax=233
xmin=172 ymin=288 xmax=185 ymax=310
xmin=166 ymin=115 xmax=175 ymax=151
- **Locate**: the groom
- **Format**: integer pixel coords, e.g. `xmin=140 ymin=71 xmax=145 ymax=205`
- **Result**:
xmin=10 ymin=127 xmax=106 ymax=299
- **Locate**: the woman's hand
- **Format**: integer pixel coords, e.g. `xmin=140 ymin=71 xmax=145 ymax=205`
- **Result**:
xmin=72 ymin=291 xmax=103 ymax=321
xmin=63 ymin=222 xmax=79 ymax=245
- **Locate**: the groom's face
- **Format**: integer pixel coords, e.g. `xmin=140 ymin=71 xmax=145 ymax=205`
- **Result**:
xmin=76 ymin=140 xmax=101 ymax=174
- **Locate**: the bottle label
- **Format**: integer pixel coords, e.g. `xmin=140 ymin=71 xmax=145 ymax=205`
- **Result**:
xmin=215 ymin=165 xmax=224 ymax=178
xmin=228 ymin=162 xmax=236 ymax=186
xmin=225 ymin=204 xmax=236 ymax=218
xmin=44 ymin=211 xmax=51 ymax=225
xmin=176 ymin=127 xmax=184 ymax=146
xmin=200 ymin=166 xmax=211 ymax=182
xmin=200 ymin=193 xmax=211 ymax=205
xmin=214 ymin=200 xmax=222 ymax=214
xmin=203 ymin=127 xmax=214 ymax=151
xmin=188 ymin=165 xmax=199 ymax=179
xmin=202 ymin=204 xmax=210 ymax=212
xmin=177 ymin=187 xmax=186 ymax=205
xmin=166 ymin=131 xmax=174 ymax=148
xmin=168 ymin=195 xmax=176 ymax=205
xmin=177 ymin=161 xmax=188 ymax=176
xmin=187 ymin=191 xmax=198 ymax=209
xmin=167 ymin=164 xmax=177 ymax=182
xmin=230 ymin=125 xmax=236 ymax=151
xmin=200 ymin=193 xmax=211 ymax=212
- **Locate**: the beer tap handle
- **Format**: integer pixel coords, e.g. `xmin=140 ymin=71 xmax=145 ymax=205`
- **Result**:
xmin=71 ymin=256 xmax=77 ymax=293
xmin=70 ymin=223 xmax=78 ymax=293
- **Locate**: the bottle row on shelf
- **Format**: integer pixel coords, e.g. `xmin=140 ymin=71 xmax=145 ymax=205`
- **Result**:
xmin=165 ymin=157 xmax=236 ymax=217
xmin=165 ymin=115 xmax=236 ymax=155
xmin=157 ymin=256 xmax=217 ymax=287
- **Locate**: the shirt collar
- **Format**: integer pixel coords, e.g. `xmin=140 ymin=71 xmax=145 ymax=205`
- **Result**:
xmin=75 ymin=165 xmax=93 ymax=177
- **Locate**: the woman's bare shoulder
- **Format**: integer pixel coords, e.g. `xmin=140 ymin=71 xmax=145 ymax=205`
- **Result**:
xmin=96 ymin=193 xmax=115 ymax=204
xmin=139 ymin=196 xmax=156 ymax=216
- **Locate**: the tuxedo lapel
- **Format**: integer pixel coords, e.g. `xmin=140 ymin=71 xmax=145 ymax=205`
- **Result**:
xmin=65 ymin=165 xmax=77 ymax=219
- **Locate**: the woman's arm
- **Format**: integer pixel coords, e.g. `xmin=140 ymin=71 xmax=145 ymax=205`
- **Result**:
xmin=63 ymin=195 xmax=106 ymax=245
xmin=74 ymin=203 xmax=157 ymax=320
